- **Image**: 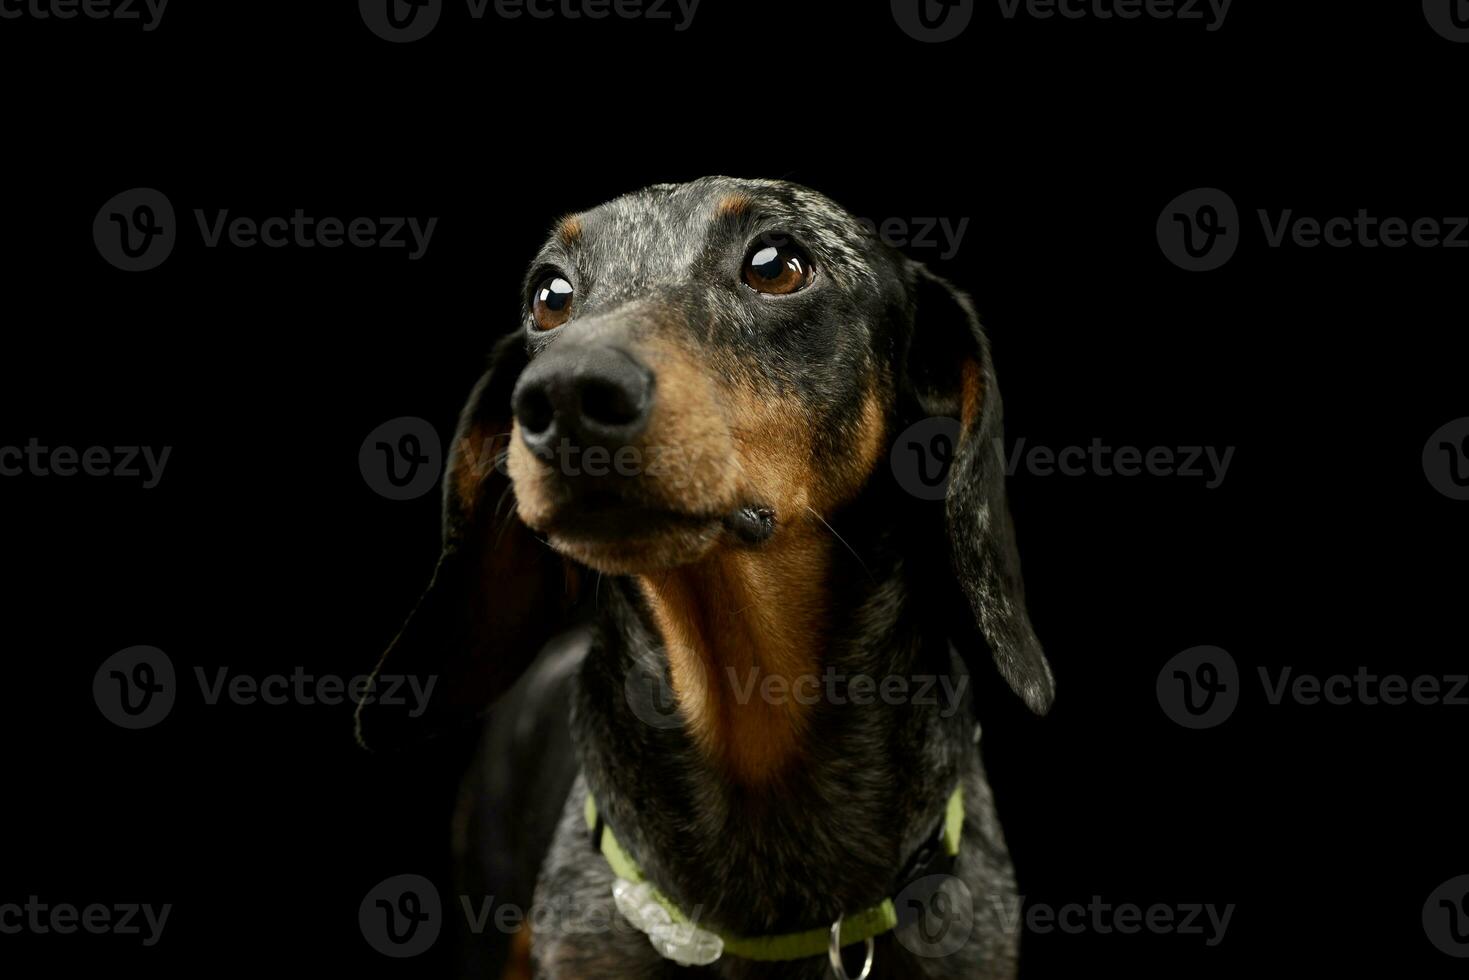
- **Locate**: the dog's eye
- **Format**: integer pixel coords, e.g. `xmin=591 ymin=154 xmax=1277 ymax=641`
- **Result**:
xmin=742 ymin=242 xmax=812 ymax=296
xmin=532 ymin=276 xmax=575 ymax=331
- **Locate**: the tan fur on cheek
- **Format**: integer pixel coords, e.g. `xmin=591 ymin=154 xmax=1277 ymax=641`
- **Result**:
xmin=723 ymin=376 xmax=890 ymax=518
xmin=814 ymin=382 xmax=888 ymax=511
xmin=506 ymin=421 xmax=558 ymax=530
xmin=631 ymin=347 xmax=739 ymax=515
xmin=723 ymin=384 xmax=816 ymax=517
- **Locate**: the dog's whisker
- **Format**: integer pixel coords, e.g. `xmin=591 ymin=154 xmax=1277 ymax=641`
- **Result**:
xmin=490 ymin=485 xmax=519 ymax=550
xmin=527 ymin=533 xmax=561 ymax=554
xmin=495 ymin=481 xmax=515 ymax=512
xmin=805 ymin=505 xmax=874 ymax=582
xmin=726 ymin=600 xmax=762 ymax=621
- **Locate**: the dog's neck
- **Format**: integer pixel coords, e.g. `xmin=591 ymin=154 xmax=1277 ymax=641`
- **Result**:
xmin=588 ymin=513 xmax=971 ymax=936
xmin=635 ymin=523 xmax=834 ymax=787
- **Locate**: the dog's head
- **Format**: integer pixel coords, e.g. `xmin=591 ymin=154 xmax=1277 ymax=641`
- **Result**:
xmin=356 ymin=177 xmax=1053 ymax=750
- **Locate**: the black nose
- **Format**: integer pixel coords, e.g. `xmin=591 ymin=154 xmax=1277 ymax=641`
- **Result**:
xmin=512 ymin=346 xmax=654 ymax=457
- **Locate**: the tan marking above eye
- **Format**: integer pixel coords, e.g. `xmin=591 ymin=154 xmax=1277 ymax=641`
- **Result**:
xmin=556 ymin=215 xmax=583 ymax=246
xmin=532 ymin=275 xmax=574 ymax=331
xmin=716 ymin=193 xmax=754 ymax=218
xmin=742 ymin=241 xmax=813 ymax=295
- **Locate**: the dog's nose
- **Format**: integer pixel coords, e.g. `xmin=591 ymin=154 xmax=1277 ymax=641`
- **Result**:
xmin=512 ymin=345 xmax=654 ymax=457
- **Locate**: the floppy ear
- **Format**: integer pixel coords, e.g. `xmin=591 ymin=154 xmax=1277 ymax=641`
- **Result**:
xmin=355 ymin=332 xmax=579 ymax=751
xmin=903 ymin=263 xmax=1055 ymax=715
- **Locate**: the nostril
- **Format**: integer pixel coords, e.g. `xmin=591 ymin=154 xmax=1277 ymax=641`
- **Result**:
xmin=580 ymin=375 xmax=646 ymax=430
xmin=516 ymin=385 xmax=556 ymax=437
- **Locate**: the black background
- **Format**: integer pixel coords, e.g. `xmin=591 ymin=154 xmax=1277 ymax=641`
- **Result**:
xmin=1 ymin=1 xmax=1465 ymax=976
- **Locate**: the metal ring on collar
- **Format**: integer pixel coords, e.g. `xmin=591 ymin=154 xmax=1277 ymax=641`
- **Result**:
xmin=827 ymin=916 xmax=875 ymax=980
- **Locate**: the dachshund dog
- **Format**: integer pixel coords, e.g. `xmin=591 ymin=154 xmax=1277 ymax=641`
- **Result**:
xmin=356 ymin=177 xmax=1054 ymax=979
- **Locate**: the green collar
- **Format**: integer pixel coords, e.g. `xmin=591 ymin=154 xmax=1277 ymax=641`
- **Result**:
xmin=584 ymin=786 xmax=965 ymax=964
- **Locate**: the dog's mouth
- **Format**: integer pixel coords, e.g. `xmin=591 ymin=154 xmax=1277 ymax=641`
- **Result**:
xmin=543 ymin=492 xmax=719 ymax=540
xmin=531 ymin=491 xmax=776 ymax=574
